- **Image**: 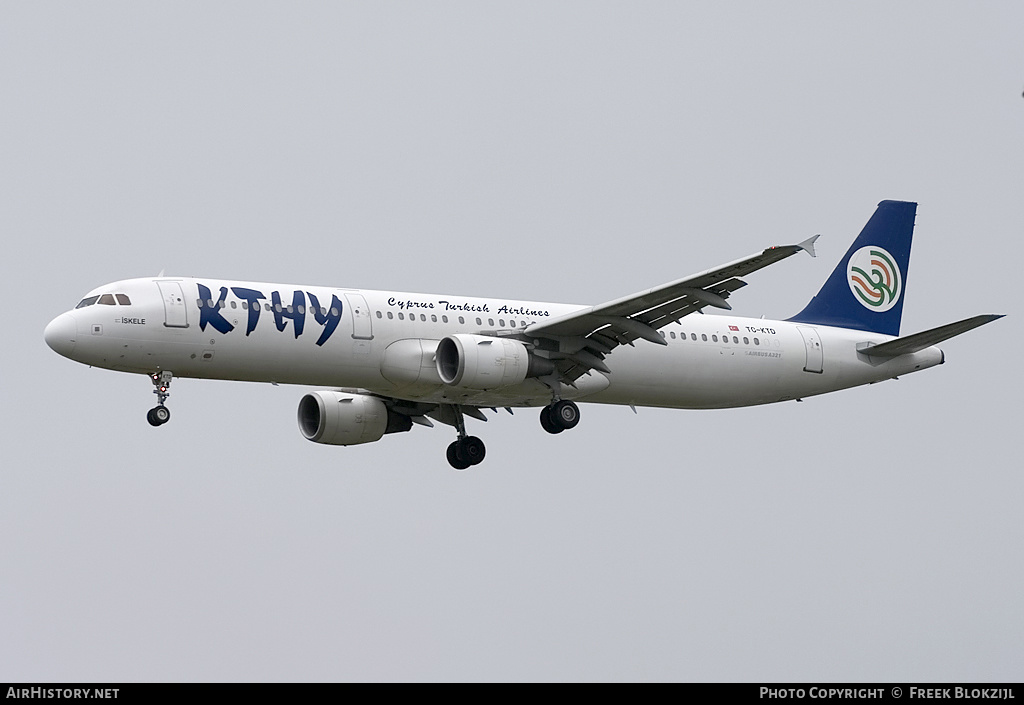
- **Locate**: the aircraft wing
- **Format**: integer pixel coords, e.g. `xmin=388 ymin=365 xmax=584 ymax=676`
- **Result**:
xmin=523 ymin=235 xmax=820 ymax=381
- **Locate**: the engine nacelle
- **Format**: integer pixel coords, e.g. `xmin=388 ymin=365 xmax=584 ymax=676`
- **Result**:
xmin=297 ymin=391 xmax=410 ymax=446
xmin=435 ymin=334 xmax=553 ymax=390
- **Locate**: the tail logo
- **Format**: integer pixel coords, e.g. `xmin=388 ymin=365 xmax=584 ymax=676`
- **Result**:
xmin=847 ymin=246 xmax=902 ymax=312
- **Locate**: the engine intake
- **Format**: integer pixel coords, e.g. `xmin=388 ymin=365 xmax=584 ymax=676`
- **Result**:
xmin=297 ymin=391 xmax=411 ymax=446
xmin=435 ymin=334 xmax=553 ymax=390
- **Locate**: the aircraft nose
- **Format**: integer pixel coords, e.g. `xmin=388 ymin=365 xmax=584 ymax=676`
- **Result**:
xmin=44 ymin=312 xmax=77 ymax=358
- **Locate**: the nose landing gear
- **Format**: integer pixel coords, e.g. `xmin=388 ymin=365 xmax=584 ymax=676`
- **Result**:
xmin=147 ymin=371 xmax=173 ymax=427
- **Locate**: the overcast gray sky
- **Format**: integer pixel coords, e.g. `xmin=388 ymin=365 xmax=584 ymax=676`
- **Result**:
xmin=2 ymin=1 xmax=1022 ymax=682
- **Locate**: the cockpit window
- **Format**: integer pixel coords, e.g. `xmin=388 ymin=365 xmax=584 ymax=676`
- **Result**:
xmin=75 ymin=292 xmax=131 ymax=308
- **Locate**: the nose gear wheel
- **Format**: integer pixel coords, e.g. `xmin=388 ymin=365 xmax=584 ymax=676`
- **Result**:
xmin=147 ymin=406 xmax=171 ymax=426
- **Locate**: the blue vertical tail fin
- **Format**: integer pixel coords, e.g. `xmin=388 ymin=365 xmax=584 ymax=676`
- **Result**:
xmin=788 ymin=200 xmax=916 ymax=336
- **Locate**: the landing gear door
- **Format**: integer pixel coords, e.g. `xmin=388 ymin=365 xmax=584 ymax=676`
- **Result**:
xmin=797 ymin=326 xmax=823 ymax=374
xmin=156 ymin=281 xmax=189 ymax=328
xmin=344 ymin=293 xmax=373 ymax=340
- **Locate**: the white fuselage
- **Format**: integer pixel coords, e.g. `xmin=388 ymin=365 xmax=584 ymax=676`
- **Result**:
xmin=45 ymin=277 xmax=944 ymax=410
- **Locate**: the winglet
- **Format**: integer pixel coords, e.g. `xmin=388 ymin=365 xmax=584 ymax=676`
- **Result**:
xmin=797 ymin=234 xmax=820 ymax=258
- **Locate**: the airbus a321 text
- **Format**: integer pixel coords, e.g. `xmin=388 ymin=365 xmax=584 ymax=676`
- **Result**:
xmin=45 ymin=201 xmax=1001 ymax=469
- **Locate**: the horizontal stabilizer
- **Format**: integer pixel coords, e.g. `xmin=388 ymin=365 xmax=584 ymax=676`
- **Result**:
xmin=860 ymin=314 xmax=1004 ymax=358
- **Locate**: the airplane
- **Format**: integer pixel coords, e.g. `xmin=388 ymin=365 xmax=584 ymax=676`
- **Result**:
xmin=44 ymin=200 xmax=1002 ymax=469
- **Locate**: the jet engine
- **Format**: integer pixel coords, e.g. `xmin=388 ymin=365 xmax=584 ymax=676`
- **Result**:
xmin=435 ymin=333 xmax=554 ymax=390
xmin=297 ymin=391 xmax=411 ymax=446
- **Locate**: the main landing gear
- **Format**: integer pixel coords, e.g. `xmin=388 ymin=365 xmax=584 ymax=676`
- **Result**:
xmin=445 ymin=404 xmax=486 ymax=470
xmin=447 ymin=436 xmax=486 ymax=470
xmin=539 ymin=400 xmax=580 ymax=434
xmin=442 ymin=400 xmax=581 ymax=469
xmin=147 ymin=371 xmax=173 ymax=427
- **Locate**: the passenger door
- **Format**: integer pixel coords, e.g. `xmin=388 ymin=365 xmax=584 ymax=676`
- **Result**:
xmin=156 ymin=281 xmax=189 ymax=328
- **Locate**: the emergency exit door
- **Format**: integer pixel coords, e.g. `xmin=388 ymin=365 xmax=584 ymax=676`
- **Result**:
xmin=344 ymin=293 xmax=373 ymax=340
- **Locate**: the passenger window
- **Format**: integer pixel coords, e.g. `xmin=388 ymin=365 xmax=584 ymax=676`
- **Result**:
xmin=76 ymin=296 xmax=100 ymax=309
xmin=208 ymin=299 xmax=216 ymax=308
xmin=743 ymin=337 xmax=749 ymax=345
xmin=670 ymin=332 xmax=676 ymax=339
xmin=712 ymin=334 xmax=718 ymax=342
xmin=499 ymin=319 xmax=505 ymax=327
xmin=420 ymin=314 xmax=426 ymax=322
xmin=476 ymin=318 xmax=482 ymax=325
xmin=733 ymin=336 xmax=739 ymax=344
xmin=330 ymin=307 xmax=339 ymax=316
xmin=431 ymin=315 xmax=437 ymax=322
xmin=275 ymin=304 xmax=282 ymax=313
xmin=398 ymin=312 xmax=404 ymax=320
xmin=701 ymin=334 xmax=708 ymax=342
xmin=264 ymin=303 xmax=272 ymax=311
xmin=443 ymin=316 xmax=448 ymax=323
xmin=230 ymin=301 xmax=237 ymax=309
xmin=98 ymin=294 xmax=116 ymax=305
xmin=115 ymin=294 xmax=131 ymax=305
xmin=242 ymin=301 xmax=248 ymax=310
xmin=691 ymin=333 xmax=697 ymax=341
xmin=387 ymin=312 xmax=393 ymax=319
xmin=488 ymin=318 xmax=494 ymax=327
xmin=298 ymin=305 xmax=305 ymax=314
xmin=376 ymin=311 xmax=382 ymax=318
xmin=754 ymin=338 xmax=760 ymax=346
xmin=458 ymin=316 xmax=463 ymax=324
